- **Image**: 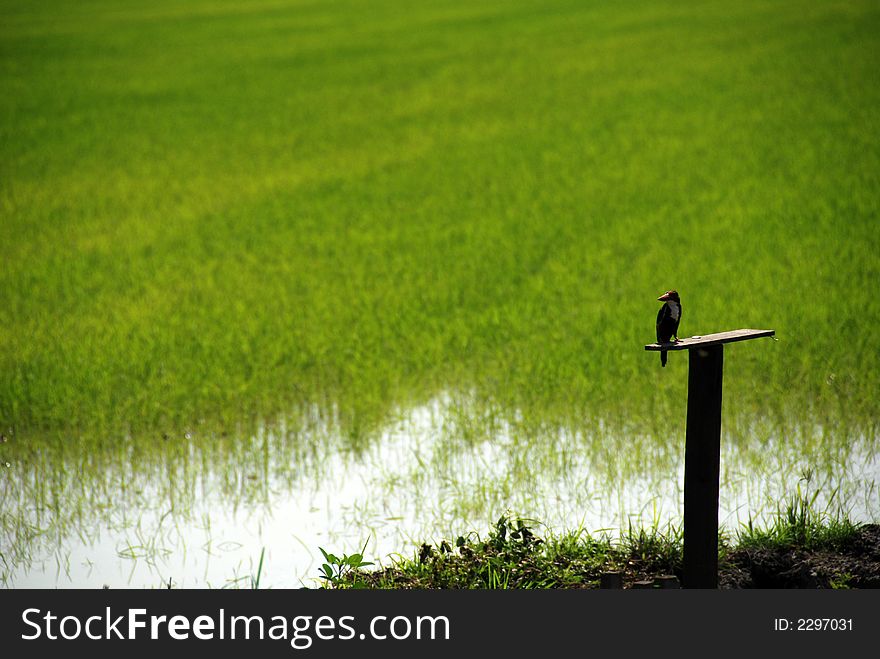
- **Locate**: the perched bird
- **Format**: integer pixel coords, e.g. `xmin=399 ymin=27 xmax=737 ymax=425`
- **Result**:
xmin=655 ymin=290 xmax=681 ymax=367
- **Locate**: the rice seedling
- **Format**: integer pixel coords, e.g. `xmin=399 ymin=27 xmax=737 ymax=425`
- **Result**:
xmin=1 ymin=0 xmax=878 ymax=444
xmin=737 ymin=470 xmax=861 ymax=551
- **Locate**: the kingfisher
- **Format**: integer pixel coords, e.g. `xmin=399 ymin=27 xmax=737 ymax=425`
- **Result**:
xmin=656 ymin=290 xmax=681 ymax=367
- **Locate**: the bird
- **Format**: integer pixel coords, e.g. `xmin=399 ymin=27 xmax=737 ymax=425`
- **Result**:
xmin=656 ymin=290 xmax=681 ymax=367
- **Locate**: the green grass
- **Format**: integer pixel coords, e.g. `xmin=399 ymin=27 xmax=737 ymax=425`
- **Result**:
xmin=348 ymin=515 xmax=668 ymax=589
xmin=334 ymin=511 xmax=865 ymax=589
xmin=737 ymin=470 xmax=860 ymax=551
xmin=2 ymin=0 xmax=879 ymax=443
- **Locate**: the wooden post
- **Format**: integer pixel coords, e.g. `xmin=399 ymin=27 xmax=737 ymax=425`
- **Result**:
xmin=600 ymin=571 xmax=623 ymax=589
xmin=645 ymin=328 xmax=775 ymax=589
xmin=684 ymin=344 xmax=723 ymax=588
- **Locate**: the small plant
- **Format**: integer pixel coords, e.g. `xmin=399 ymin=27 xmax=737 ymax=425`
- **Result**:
xmin=623 ymin=520 xmax=683 ymax=573
xmin=251 ymin=547 xmax=266 ymax=589
xmin=318 ymin=541 xmax=373 ymax=589
xmin=830 ymin=572 xmax=854 ymax=589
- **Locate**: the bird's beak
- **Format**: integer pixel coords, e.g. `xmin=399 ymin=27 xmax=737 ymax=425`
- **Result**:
xmin=657 ymin=292 xmax=670 ymax=301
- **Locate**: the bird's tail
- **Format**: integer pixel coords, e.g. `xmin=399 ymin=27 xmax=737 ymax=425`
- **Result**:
xmin=661 ymin=350 xmax=667 ymax=367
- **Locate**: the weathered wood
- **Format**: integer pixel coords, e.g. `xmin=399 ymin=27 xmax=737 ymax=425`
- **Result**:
xmin=644 ymin=328 xmax=775 ymax=352
xmin=654 ymin=575 xmax=680 ymax=589
xmin=643 ymin=326 xmax=775 ymax=589
xmin=683 ymin=343 xmax=724 ymax=588
xmin=600 ymin=571 xmax=623 ymax=589
xmin=631 ymin=579 xmax=655 ymax=589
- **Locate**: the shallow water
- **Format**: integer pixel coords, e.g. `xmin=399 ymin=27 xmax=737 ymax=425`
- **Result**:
xmin=2 ymin=395 xmax=878 ymax=588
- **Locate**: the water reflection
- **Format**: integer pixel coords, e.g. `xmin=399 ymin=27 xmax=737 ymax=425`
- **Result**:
xmin=2 ymin=395 xmax=877 ymax=588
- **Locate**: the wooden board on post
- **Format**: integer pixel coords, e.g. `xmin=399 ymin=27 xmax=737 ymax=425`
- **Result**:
xmin=645 ymin=328 xmax=775 ymax=588
xmin=644 ymin=328 xmax=775 ymax=353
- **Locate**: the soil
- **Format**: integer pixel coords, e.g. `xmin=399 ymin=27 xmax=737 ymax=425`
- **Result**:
xmin=717 ymin=524 xmax=880 ymax=589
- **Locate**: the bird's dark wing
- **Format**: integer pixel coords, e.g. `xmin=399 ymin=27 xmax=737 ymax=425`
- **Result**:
xmin=656 ymin=304 xmax=668 ymax=342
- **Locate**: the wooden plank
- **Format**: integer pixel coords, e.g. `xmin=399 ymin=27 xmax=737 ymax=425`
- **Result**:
xmin=644 ymin=328 xmax=774 ymax=351
xmin=631 ymin=579 xmax=655 ymax=589
xmin=683 ymin=343 xmax=724 ymax=588
xmin=654 ymin=575 xmax=680 ymax=589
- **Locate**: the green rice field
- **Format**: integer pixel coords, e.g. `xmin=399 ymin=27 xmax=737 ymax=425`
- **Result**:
xmin=1 ymin=0 xmax=878 ymax=587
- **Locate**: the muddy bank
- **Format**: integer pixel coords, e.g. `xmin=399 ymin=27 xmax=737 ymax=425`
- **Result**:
xmin=719 ymin=524 xmax=880 ymax=589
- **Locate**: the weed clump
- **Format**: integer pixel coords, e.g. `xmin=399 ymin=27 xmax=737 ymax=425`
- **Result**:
xmin=331 ymin=515 xmax=683 ymax=589
xmin=323 ymin=510 xmax=875 ymax=589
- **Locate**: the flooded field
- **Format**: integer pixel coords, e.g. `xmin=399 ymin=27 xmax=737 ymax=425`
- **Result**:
xmin=3 ymin=396 xmax=876 ymax=588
